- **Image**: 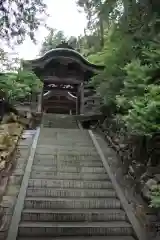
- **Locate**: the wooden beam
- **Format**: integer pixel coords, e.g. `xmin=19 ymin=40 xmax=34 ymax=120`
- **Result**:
xmin=44 ymin=76 xmax=83 ymax=85
xmin=43 ymin=90 xmax=77 ymax=96
xmin=43 ymin=100 xmax=76 ymax=105
xmin=44 ymin=86 xmax=77 ymax=92
xmin=44 ymin=105 xmax=76 ymax=110
xmin=43 ymin=83 xmax=77 ymax=91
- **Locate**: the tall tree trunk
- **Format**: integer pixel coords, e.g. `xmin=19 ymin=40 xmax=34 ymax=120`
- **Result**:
xmin=99 ymin=14 xmax=104 ymax=48
xmin=99 ymin=0 xmax=104 ymax=48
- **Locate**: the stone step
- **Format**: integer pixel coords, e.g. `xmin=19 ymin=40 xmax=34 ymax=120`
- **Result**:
xmin=17 ymin=237 xmax=136 ymax=240
xmin=40 ymin=125 xmax=80 ymax=129
xmin=22 ymin=209 xmax=127 ymax=222
xmin=28 ymin=179 xmax=113 ymax=189
xmin=38 ymin=142 xmax=93 ymax=146
xmin=35 ymin=148 xmax=97 ymax=155
xmin=18 ymin=221 xmax=133 ymax=237
xmin=42 ymin=117 xmax=77 ymax=122
xmin=30 ymin=171 xmax=109 ymax=180
xmin=38 ymin=136 xmax=90 ymax=141
xmin=39 ymin=129 xmax=87 ymax=133
xmin=37 ymin=142 xmax=93 ymax=146
xmin=38 ymin=136 xmax=91 ymax=141
xmin=39 ymin=135 xmax=91 ymax=140
xmin=42 ymin=125 xmax=78 ymax=129
xmin=32 ymin=165 xmax=105 ymax=173
xmin=34 ymin=153 xmax=100 ymax=161
xmin=37 ymin=138 xmax=90 ymax=142
xmin=39 ymin=132 xmax=89 ymax=138
xmin=36 ymin=145 xmax=96 ymax=150
xmin=37 ymin=144 xmax=94 ymax=149
xmin=42 ymin=121 xmax=78 ymax=128
xmin=34 ymin=156 xmax=103 ymax=167
xmin=33 ymin=159 xmax=102 ymax=167
xmin=24 ymin=197 xmax=121 ymax=209
xmin=26 ymin=188 xmax=117 ymax=198
xmin=42 ymin=119 xmax=77 ymax=123
xmin=35 ymin=150 xmax=98 ymax=155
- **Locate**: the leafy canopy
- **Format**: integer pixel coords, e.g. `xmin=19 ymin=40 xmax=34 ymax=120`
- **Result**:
xmin=0 ymin=70 xmax=42 ymax=100
xmin=0 ymin=0 xmax=47 ymax=45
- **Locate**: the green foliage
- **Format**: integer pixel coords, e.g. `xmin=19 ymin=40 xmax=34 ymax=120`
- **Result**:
xmin=77 ymin=0 xmax=105 ymax=48
xmin=40 ymin=28 xmax=82 ymax=55
xmin=40 ymin=29 xmax=66 ymax=55
xmin=150 ymin=185 xmax=160 ymax=208
xmin=0 ymin=70 xmax=42 ymax=100
xmin=91 ymin=35 xmax=160 ymax=136
xmin=78 ymin=0 xmax=160 ymax=137
xmin=0 ymin=0 xmax=47 ymax=45
xmin=117 ymin=36 xmax=160 ymax=135
xmin=17 ymin=70 xmax=42 ymax=93
xmin=116 ymin=59 xmax=150 ymax=111
xmin=90 ymin=28 xmax=136 ymax=108
xmin=123 ymin=84 xmax=160 ymax=135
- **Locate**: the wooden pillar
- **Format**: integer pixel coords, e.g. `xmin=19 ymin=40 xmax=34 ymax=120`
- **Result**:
xmin=76 ymin=98 xmax=78 ymax=115
xmin=76 ymin=87 xmax=79 ymax=115
xmin=80 ymin=83 xmax=84 ymax=114
xmin=37 ymin=90 xmax=43 ymax=113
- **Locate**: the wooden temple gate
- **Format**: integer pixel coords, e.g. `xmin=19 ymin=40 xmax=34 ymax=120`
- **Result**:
xmin=23 ymin=42 xmax=104 ymax=115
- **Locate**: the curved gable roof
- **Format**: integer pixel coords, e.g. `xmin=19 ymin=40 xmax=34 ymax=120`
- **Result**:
xmin=23 ymin=48 xmax=105 ymax=73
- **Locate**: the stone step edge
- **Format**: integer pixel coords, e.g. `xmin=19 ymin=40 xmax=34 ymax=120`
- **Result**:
xmin=29 ymin=179 xmax=113 ymax=184
xmin=30 ymin=176 xmax=109 ymax=180
xmin=22 ymin=208 xmax=126 ymax=214
xmin=28 ymin=182 xmax=114 ymax=189
xmin=19 ymin=221 xmax=132 ymax=228
xmin=17 ymin=237 xmax=135 ymax=240
xmin=25 ymin=197 xmax=119 ymax=201
xmin=30 ymin=171 xmax=108 ymax=176
xmin=26 ymin=187 xmax=116 ymax=193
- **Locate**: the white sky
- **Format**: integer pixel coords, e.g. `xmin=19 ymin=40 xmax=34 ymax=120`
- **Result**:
xmin=15 ymin=0 xmax=86 ymax=60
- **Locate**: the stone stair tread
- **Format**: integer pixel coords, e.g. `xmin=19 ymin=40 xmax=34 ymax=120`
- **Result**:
xmin=22 ymin=208 xmax=127 ymax=222
xmin=26 ymin=187 xmax=117 ymax=197
xmin=33 ymin=162 xmax=103 ymax=167
xmin=33 ymin=163 xmax=102 ymax=166
xmin=30 ymin=171 xmax=109 ymax=180
xmin=36 ymin=145 xmax=96 ymax=149
xmin=22 ymin=208 xmax=126 ymax=214
xmin=35 ymin=146 xmax=98 ymax=150
xmin=32 ymin=166 xmax=105 ymax=172
xmin=19 ymin=221 xmax=132 ymax=228
xmin=28 ymin=179 xmax=113 ymax=189
xmin=34 ymin=153 xmax=100 ymax=158
xmin=25 ymin=196 xmax=119 ymax=201
xmin=33 ymin=159 xmax=102 ymax=163
xmin=18 ymin=221 xmax=133 ymax=236
xmin=24 ymin=197 xmax=121 ymax=209
xmin=18 ymin=237 xmax=135 ymax=240
xmin=32 ymin=166 xmax=106 ymax=174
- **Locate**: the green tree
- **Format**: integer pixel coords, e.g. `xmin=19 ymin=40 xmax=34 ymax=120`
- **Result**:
xmin=0 ymin=0 xmax=47 ymax=45
xmin=0 ymin=70 xmax=42 ymax=101
xmin=77 ymin=0 xmax=105 ymax=49
xmin=40 ymin=28 xmax=66 ymax=55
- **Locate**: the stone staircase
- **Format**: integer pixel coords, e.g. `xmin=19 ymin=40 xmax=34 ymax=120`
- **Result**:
xmin=14 ymin=125 xmax=137 ymax=240
xmin=6 ymin=114 xmax=146 ymax=240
